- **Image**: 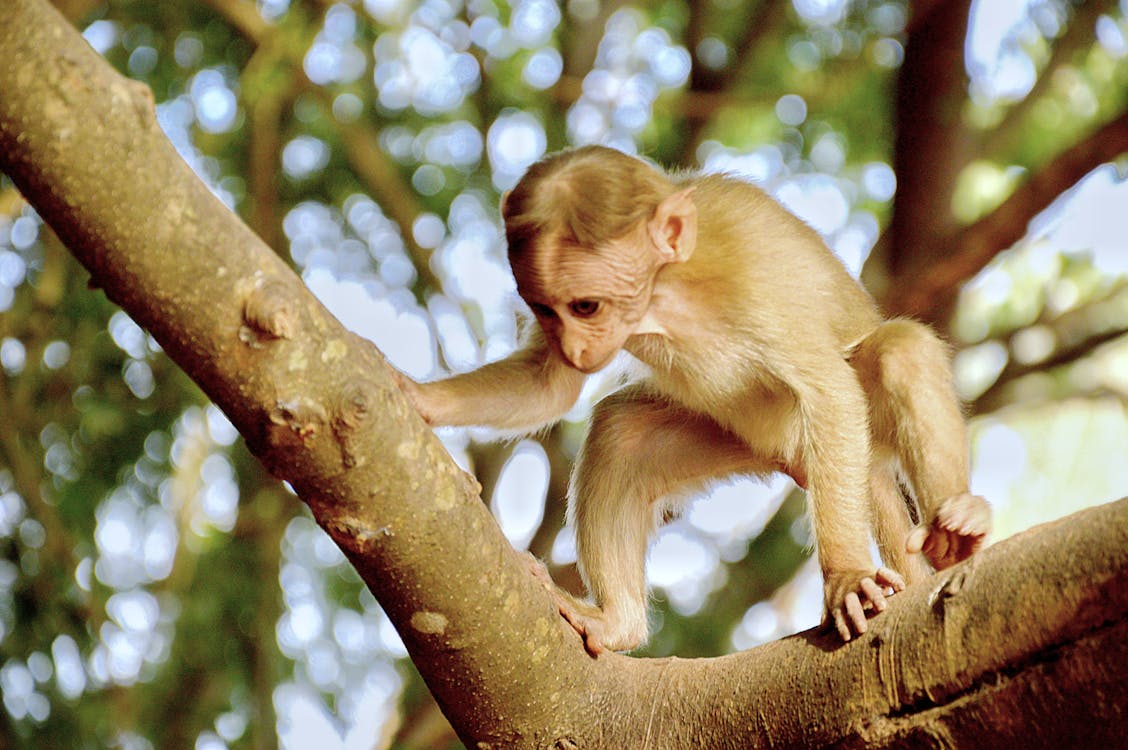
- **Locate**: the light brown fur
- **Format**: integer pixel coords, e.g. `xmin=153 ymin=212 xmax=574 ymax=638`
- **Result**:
xmin=397 ymin=146 xmax=990 ymax=653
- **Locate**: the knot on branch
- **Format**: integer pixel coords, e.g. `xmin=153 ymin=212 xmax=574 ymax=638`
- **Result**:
xmin=269 ymin=397 xmax=328 ymax=444
xmin=333 ymin=383 xmax=371 ymax=468
xmin=411 ymin=610 xmax=449 ymax=636
xmin=929 ymin=569 xmax=969 ymax=613
xmin=242 ymin=279 xmax=299 ymax=344
xmin=325 ymin=518 xmax=393 ymax=552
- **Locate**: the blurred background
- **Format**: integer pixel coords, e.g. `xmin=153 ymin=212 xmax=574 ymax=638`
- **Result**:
xmin=1 ymin=0 xmax=1127 ymax=746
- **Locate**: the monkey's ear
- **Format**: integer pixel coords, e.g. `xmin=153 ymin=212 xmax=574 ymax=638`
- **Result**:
xmin=499 ymin=190 xmax=512 ymax=219
xmin=648 ymin=187 xmax=697 ymax=264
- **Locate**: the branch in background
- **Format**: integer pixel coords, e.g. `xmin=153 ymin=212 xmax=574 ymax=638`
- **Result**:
xmin=558 ymin=0 xmax=631 ymax=80
xmin=201 ymin=0 xmax=269 ymax=39
xmin=0 ymin=186 xmax=24 ymax=216
xmin=199 ymin=0 xmax=440 ymax=290
xmin=974 ymin=332 xmax=1127 ymax=414
xmin=971 ymin=281 xmax=1128 ymax=414
xmin=244 ymin=38 xmax=296 ymax=253
xmin=887 ymin=0 xmax=976 ymax=282
xmin=982 ymin=0 xmax=1115 ymax=157
xmin=326 ymin=104 xmax=442 ymax=292
xmin=526 ymin=424 xmax=570 ymax=561
xmin=48 ymin=0 xmax=101 ymax=22
xmin=677 ymin=0 xmax=785 ymax=164
xmin=891 ymin=110 xmax=1128 ymax=323
xmin=391 ymin=693 xmax=457 ymax=750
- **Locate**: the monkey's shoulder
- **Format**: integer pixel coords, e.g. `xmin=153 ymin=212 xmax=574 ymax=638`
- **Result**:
xmin=686 ymin=172 xmax=776 ymax=209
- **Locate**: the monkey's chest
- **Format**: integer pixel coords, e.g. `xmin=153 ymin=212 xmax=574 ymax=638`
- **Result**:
xmin=628 ymin=335 xmax=805 ymax=463
xmin=630 ymin=336 xmax=792 ymax=414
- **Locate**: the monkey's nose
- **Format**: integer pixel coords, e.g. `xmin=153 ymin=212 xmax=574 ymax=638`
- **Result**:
xmin=563 ymin=345 xmax=588 ymax=371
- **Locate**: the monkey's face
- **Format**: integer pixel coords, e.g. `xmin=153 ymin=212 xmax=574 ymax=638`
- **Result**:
xmin=512 ymin=230 xmax=657 ymax=373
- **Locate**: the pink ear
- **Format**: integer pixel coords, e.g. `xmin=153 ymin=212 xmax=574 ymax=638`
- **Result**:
xmin=649 ymin=187 xmax=697 ymax=263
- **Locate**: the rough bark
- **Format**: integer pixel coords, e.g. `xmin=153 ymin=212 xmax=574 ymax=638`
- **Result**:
xmin=1 ymin=1 xmax=1127 ymax=746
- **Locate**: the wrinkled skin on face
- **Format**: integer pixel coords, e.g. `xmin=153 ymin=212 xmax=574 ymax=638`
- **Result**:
xmin=510 ymin=229 xmax=658 ymax=373
xmin=508 ymin=187 xmax=697 ymax=373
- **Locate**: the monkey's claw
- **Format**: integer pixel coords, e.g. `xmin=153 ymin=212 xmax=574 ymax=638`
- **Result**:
xmin=907 ymin=493 xmax=991 ymax=570
xmin=824 ymin=567 xmax=906 ymax=642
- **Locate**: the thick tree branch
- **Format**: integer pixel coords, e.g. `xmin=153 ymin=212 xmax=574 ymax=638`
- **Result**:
xmin=887 ymin=0 xmax=975 ymax=280
xmin=2 ymin=1 xmax=1127 ymax=746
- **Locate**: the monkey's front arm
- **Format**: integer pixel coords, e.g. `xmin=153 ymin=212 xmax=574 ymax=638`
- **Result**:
xmin=396 ymin=328 xmax=585 ymax=432
xmin=769 ymin=352 xmax=906 ymax=641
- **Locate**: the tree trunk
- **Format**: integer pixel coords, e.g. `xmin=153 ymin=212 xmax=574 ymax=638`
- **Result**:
xmin=1 ymin=1 xmax=1126 ymax=745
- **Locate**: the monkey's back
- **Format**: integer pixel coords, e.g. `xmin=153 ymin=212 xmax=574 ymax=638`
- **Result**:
xmin=681 ymin=172 xmax=882 ymax=351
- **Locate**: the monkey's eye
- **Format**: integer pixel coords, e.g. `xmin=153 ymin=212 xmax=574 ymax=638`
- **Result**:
xmin=568 ymin=299 xmax=601 ymax=318
xmin=529 ymin=302 xmax=557 ymax=320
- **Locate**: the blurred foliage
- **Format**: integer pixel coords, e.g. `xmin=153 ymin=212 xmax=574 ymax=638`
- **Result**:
xmin=0 ymin=0 xmax=1126 ymax=747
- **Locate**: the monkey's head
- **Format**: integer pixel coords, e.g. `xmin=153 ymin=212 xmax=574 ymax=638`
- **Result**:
xmin=501 ymin=146 xmax=697 ymax=373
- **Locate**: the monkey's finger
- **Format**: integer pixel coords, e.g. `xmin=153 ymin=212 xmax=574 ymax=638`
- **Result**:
xmin=555 ymin=604 xmax=605 ymax=657
xmin=844 ymin=592 xmax=868 ymax=637
xmin=955 ymin=532 xmax=984 ymax=562
xmin=927 ymin=528 xmax=953 ymax=567
xmin=874 ymin=566 xmax=907 ymax=593
xmin=833 ymin=607 xmax=853 ymax=642
xmin=859 ymin=578 xmax=887 ymax=612
xmin=905 ymin=526 xmax=929 ymax=554
xmin=939 ymin=494 xmax=992 ymax=535
xmin=581 ymin=633 xmax=605 ymax=659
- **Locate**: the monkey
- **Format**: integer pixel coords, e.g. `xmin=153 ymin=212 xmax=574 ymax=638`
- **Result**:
xmin=396 ymin=145 xmax=991 ymax=654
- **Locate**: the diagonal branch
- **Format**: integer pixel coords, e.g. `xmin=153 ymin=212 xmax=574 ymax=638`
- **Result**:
xmin=982 ymin=0 xmax=1116 ymax=157
xmin=971 ymin=281 xmax=1128 ymax=414
xmin=889 ymin=110 xmax=1128 ymax=323
xmin=3 ymin=1 xmax=1128 ymax=746
xmin=199 ymin=0 xmax=440 ymax=290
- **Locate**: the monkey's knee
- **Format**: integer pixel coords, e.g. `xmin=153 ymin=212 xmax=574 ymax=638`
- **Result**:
xmin=583 ymin=387 xmax=665 ymax=458
xmin=862 ymin=319 xmax=953 ymax=392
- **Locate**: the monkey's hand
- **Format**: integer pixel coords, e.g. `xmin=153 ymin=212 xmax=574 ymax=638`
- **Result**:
xmin=823 ymin=567 xmax=906 ymax=642
xmin=524 ymin=553 xmax=641 ymax=657
xmin=906 ymin=492 xmax=991 ymax=571
xmin=388 ymin=367 xmax=436 ymax=425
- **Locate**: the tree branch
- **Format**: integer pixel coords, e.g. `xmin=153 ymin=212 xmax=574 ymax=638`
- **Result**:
xmin=981 ymin=0 xmax=1115 ymax=157
xmin=2 ymin=1 xmax=1127 ymax=745
xmin=889 ymin=110 xmax=1128 ymax=322
xmin=677 ymin=0 xmax=785 ymax=164
xmin=199 ymin=0 xmax=440 ymax=291
xmin=971 ymin=281 xmax=1128 ymax=414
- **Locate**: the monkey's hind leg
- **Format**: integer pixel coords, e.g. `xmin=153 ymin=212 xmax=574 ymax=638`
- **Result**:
xmin=856 ymin=319 xmax=991 ymax=571
xmin=869 ymin=459 xmax=932 ymax=584
xmin=567 ymin=386 xmax=770 ymax=655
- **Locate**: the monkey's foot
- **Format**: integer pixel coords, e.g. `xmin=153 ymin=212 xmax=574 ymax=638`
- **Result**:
xmin=823 ymin=567 xmax=906 ymax=642
xmin=520 ymin=553 xmax=644 ymax=656
xmin=906 ymin=493 xmax=991 ymax=570
xmin=555 ymin=599 xmax=650 ymax=657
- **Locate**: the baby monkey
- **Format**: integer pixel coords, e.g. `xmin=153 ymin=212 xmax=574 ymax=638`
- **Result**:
xmin=398 ymin=145 xmax=990 ymax=653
